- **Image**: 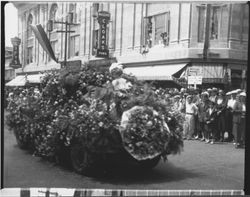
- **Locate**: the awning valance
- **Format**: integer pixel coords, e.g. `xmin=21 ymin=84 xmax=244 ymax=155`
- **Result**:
xmin=123 ymin=64 xmax=187 ymax=81
xmin=27 ymin=74 xmax=45 ymax=84
xmin=5 ymin=74 xmax=45 ymax=86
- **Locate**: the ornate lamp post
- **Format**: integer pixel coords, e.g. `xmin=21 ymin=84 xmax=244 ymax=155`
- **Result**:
xmin=9 ymin=37 xmax=22 ymax=69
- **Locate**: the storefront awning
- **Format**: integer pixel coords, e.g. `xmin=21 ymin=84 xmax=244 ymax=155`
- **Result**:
xmin=5 ymin=74 xmax=45 ymax=86
xmin=123 ymin=64 xmax=187 ymax=81
xmin=27 ymin=74 xmax=45 ymax=84
xmin=5 ymin=75 xmax=26 ymax=86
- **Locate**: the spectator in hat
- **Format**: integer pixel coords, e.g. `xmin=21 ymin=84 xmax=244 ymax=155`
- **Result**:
xmin=193 ymin=89 xmax=201 ymax=139
xmin=204 ymin=100 xmax=217 ymax=144
xmin=216 ymin=89 xmax=227 ymax=142
xmin=173 ymin=95 xmax=183 ymax=112
xmin=207 ymin=88 xmax=212 ymax=97
xmin=183 ymin=95 xmax=198 ymax=140
xmin=197 ymin=91 xmax=210 ymax=141
xmin=225 ymin=90 xmax=237 ymax=141
xmin=232 ymin=93 xmax=245 ymax=148
xmin=179 ymin=92 xmax=188 ymax=113
xmin=209 ymin=87 xmax=218 ymax=103
xmin=239 ymin=92 xmax=246 ymax=148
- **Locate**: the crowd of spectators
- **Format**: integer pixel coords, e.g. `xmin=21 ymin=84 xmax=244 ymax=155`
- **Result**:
xmin=155 ymin=87 xmax=246 ymax=148
xmin=5 ymin=85 xmax=246 ymax=149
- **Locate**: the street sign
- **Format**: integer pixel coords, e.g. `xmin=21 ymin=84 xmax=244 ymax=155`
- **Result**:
xmin=188 ymin=76 xmax=203 ymax=85
xmin=188 ymin=67 xmax=202 ymax=76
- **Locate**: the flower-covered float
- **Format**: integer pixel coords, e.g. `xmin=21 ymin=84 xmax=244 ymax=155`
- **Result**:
xmin=6 ymin=62 xmax=184 ymax=176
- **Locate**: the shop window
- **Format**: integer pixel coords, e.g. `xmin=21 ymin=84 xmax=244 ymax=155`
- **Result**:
xmin=69 ymin=35 xmax=80 ymax=57
xmin=27 ymin=47 xmax=33 ymax=64
xmin=231 ymin=69 xmax=242 ymax=89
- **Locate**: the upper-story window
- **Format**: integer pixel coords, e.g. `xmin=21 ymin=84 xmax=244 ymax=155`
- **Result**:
xmin=144 ymin=12 xmax=170 ymax=48
xmin=69 ymin=3 xmax=77 ymax=23
xmin=198 ymin=4 xmax=221 ymax=42
xmin=49 ymin=4 xmax=58 ymax=29
xmin=210 ymin=6 xmax=219 ymax=40
xmin=27 ymin=14 xmax=33 ymax=38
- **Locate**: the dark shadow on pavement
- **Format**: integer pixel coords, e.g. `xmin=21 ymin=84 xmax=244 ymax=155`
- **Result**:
xmin=92 ymin=161 xmax=204 ymax=185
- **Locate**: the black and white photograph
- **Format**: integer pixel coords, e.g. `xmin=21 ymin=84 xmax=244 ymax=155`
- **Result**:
xmin=1 ymin=1 xmax=248 ymax=196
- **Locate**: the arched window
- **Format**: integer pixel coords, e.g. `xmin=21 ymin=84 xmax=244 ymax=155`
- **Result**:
xmin=27 ymin=14 xmax=33 ymax=38
xmin=50 ymin=4 xmax=58 ymax=29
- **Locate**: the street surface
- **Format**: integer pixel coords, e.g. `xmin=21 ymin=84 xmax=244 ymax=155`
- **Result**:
xmin=3 ymin=115 xmax=244 ymax=190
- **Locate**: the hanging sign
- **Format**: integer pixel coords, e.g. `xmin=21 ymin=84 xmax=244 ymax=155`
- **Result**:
xmin=9 ymin=37 xmax=22 ymax=69
xmin=188 ymin=75 xmax=203 ymax=85
xmin=96 ymin=11 xmax=110 ymax=58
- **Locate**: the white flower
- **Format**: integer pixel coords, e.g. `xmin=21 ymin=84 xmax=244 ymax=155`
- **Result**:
xmin=98 ymin=122 xmax=104 ymax=127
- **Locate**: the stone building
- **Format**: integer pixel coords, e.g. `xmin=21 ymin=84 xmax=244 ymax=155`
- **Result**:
xmin=12 ymin=2 xmax=248 ymax=89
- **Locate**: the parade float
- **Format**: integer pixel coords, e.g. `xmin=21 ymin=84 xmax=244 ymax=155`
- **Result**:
xmin=6 ymin=62 xmax=184 ymax=176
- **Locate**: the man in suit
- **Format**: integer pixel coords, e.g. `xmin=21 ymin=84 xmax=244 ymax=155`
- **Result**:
xmin=204 ymin=100 xmax=217 ymax=144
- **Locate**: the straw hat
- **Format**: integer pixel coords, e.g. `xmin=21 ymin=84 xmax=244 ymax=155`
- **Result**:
xmin=239 ymin=92 xmax=246 ymax=97
xmin=226 ymin=91 xmax=232 ymax=96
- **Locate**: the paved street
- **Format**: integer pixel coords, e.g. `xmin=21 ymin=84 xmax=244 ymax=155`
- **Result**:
xmin=3 ymin=115 xmax=244 ymax=190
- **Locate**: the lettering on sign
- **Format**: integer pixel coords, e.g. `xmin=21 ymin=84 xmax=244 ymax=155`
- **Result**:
xmin=96 ymin=11 xmax=110 ymax=58
xmin=10 ymin=43 xmax=22 ymax=69
xmin=188 ymin=76 xmax=203 ymax=85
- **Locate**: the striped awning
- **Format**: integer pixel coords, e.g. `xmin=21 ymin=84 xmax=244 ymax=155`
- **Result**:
xmin=123 ymin=64 xmax=187 ymax=81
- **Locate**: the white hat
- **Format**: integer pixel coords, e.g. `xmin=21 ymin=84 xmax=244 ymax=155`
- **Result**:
xmin=174 ymin=95 xmax=181 ymax=99
xmin=202 ymin=91 xmax=209 ymax=96
xmin=109 ymin=62 xmax=123 ymax=73
xmin=231 ymin=90 xmax=238 ymax=94
xmin=239 ymin=92 xmax=246 ymax=97
xmin=212 ymin=87 xmax=218 ymax=91
xmin=236 ymin=89 xmax=242 ymax=93
xmin=226 ymin=91 xmax=232 ymax=96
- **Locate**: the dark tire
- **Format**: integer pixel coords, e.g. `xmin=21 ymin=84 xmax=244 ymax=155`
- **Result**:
xmin=55 ymin=146 xmax=72 ymax=168
xmin=137 ymin=156 xmax=161 ymax=169
xmin=14 ymin=129 xmax=28 ymax=149
xmin=70 ymin=143 xmax=97 ymax=176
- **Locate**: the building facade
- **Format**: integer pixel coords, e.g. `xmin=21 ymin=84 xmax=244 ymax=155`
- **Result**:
xmin=13 ymin=2 xmax=248 ymax=89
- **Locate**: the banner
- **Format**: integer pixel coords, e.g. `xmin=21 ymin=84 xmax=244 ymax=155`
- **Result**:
xmin=30 ymin=24 xmax=58 ymax=63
